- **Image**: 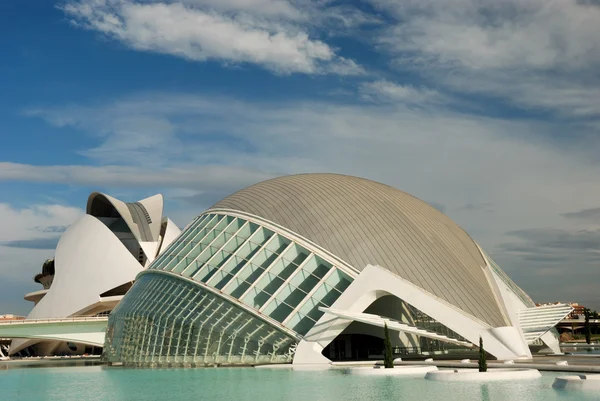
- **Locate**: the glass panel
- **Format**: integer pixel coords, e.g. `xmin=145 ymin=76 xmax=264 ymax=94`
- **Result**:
xmin=324 ymin=269 xmax=352 ymax=293
xmin=311 ymin=281 xmax=341 ymax=307
xmin=302 ymin=255 xmax=331 ymax=280
xmin=212 ymin=271 xmax=235 ymax=290
xmin=221 ymin=229 xmax=275 ymax=297
xmin=195 ymin=262 xmax=221 ymax=283
xmin=254 ymin=272 xmax=284 ymax=297
xmin=181 ymin=225 xmax=235 ymax=278
xmin=289 ymin=268 xmax=321 ymax=294
xmin=151 ymin=214 xmax=211 ymax=270
xmin=229 ymin=277 xmax=252 ymax=299
xmin=246 ymin=246 xmax=304 ymax=304
xmin=262 ymin=298 xmax=294 ymax=322
xmin=241 ymin=287 xmax=271 ymax=309
xmin=217 ymin=255 xmax=251 ymax=283
xmin=290 ymin=313 xmax=316 ymax=336
xmin=223 ymin=217 xmax=245 ymax=234
xmin=170 ymin=215 xmax=227 ymax=273
xmin=103 ymin=272 xmax=297 ymax=366
xmin=237 ymin=222 xmax=259 ymax=240
xmin=297 ymin=297 xmax=325 ymax=321
xmin=274 ymin=283 xmax=308 ymax=309
xmin=250 ymin=235 xmax=290 ymax=269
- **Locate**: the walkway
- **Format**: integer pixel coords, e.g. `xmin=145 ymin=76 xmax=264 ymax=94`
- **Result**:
xmin=0 ymin=317 xmax=108 ymax=349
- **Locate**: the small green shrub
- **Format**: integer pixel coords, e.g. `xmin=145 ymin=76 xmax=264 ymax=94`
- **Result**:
xmin=383 ymin=323 xmax=394 ymax=369
xmin=478 ymin=336 xmax=487 ymax=373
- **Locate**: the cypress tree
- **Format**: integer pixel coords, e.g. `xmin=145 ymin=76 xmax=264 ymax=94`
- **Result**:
xmin=383 ymin=323 xmax=394 ymax=369
xmin=585 ymin=308 xmax=592 ymax=345
xmin=478 ymin=336 xmax=487 ymax=372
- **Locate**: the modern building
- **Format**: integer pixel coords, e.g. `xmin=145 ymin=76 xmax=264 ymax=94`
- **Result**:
xmin=567 ymin=303 xmax=587 ymax=319
xmin=0 ymin=315 xmax=25 ymax=322
xmin=102 ymin=173 xmax=571 ymax=367
xmin=10 ymin=192 xmax=180 ymax=356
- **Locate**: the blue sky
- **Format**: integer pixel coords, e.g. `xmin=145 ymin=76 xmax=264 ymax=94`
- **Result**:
xmin=2 ymin=0 xmax=600 ymax=315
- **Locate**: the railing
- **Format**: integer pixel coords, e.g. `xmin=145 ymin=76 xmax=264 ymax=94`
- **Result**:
xmin=0 ymin=317 xmax=108 ymax=325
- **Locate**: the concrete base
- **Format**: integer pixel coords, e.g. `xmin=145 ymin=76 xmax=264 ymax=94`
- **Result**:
xmin=553 ymin=374 xmax=600 ymax=391
xmin=425 ymin=368 xmax=541 ymax=382
xmin=344 ymin=365 xmax=438 ymax=376
xmin=292 ymin=364 xmax=331 ymax=371
xmin=255 ymin=364 xmax=294 ymax=369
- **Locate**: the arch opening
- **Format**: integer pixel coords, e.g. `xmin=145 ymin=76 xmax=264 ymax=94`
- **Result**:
xmin=88 ymin=195 xmax=121 ymax=219
xmin=321 ymin=295 xmax=474 ymax=362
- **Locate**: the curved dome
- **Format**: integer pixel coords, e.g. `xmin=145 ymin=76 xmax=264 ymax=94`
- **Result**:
xmin=208 ymin=173 xmax=508 ymax=328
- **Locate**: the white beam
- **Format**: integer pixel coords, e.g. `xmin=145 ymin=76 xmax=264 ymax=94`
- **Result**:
xmin=319 ymin=307 xmax=473 ymax=348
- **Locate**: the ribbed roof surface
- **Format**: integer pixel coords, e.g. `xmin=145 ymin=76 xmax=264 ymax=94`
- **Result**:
xmin=208 ymin=174 xmax=508 ymax=327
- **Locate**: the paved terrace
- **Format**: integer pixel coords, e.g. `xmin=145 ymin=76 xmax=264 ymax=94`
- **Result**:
xmin=390 ymin=355 xmax=600 ymax=374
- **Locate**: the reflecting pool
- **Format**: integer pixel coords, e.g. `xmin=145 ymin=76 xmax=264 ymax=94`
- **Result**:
xmin=0 ymin=366 xmax=598 ymax=401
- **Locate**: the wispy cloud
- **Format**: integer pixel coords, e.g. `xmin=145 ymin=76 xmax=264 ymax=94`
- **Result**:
xmin=0 ymin=203 xmax=83 ymax=243
xmin=359 ymin=80 xmax=447 ymax=106
xmin=496 ymin=226 xmax=600 ymax=305
xmin=456 ymin=202 xmax=494 ymax=213
xmin=0 ymin=162 xmax=274 ymax=192
xmin=0 ymin=203 xmax=83 ymax=290
xmin=17 ymin=92 xmax=600 ymax=230
xmin=562 ymin=207 xmax=600 ymax=221
xmin=1 ymin=237 xmax=61 ymax=250
xmin=505 ymin=228 xmax=600 ymax=251
xmin=58 ymin=0 xmax=365 ymax=75
xmin=368 ymin=0 xmax=600 ymax=120
xmin=373 ymin=0 xmax=600 ymax=71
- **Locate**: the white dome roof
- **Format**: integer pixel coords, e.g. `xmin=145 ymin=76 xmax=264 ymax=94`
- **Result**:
xmin=209 ymin=173 xmax=508 ymax=327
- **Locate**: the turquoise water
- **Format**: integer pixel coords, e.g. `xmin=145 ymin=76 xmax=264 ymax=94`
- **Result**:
xmin=564 ymin=348 xmax=600 ymax=355
xmin=0 ymin=366 xmax=598 ymax=401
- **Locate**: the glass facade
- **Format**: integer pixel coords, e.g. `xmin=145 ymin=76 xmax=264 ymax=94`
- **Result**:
xmin=400 ymin=302 xmax=471 ymax=353
xmin=103 ymin=274 xmax=297 ymax=367
xmin=104 ymin=213 xmax=354 ymax=366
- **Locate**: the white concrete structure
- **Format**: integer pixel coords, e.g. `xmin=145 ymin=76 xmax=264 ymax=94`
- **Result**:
xmin=10 ymin=192 xmax=180 ymax=356
xmin=425 ymin=368 xmax=542 ymax=381
xmin=344 ymin=365 xmax=438 ymax=376
xmin=101 ymin=174 xmax=570 ymax=367
xmin=553 ymin=374 xmax=600 ymax=391
xmin=0 ymin=318 xmax=108 ymax=348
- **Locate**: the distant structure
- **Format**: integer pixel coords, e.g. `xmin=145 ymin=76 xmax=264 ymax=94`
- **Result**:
xmin=101 ymin=174 xmax=572 ymax=367
xmin=568 ymin=303 xmax=587 ymax=319
xmin=0 ymin=315 xmax=25 ymax=322
xmin=10 ymin=192 xmax=180 ymax=356
xmin=0 ymin=315 xmax=24 ymax=358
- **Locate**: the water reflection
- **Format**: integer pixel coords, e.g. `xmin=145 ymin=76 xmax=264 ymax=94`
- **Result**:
xmin=480 ymin=384 xmax=491 ymax=401
xmin=1 ymin=366 xmax=599 ymax=401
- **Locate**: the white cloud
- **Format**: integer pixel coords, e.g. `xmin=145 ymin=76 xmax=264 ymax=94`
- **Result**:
xmin=0 ymin=247 xmax=55 ymax=315
xmin=59 ymin=0 xmax=364 ymax=75
xmin=359 ymin=80 xmax=446 ymax=106
xmin=0 ymin=203 xmax=83 ymax=243
xmin=0 ymin=203 xmax=83 ymax=293
xmin=19 ymin=92 xmax=600 ymax=221
xmin=0 ymin=162 xmax=274 ymax=191
xmin=175 ymin=0 xmax=301 ymax=18
xmin=372 ymin=0 xmax=600 ymax=71
xmin=368 ymin=0 xmax=600 ymax=120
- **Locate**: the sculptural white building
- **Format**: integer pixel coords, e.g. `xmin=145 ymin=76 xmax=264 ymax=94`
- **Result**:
xmin=11 ymin=192 xmax=180 ymax=356
xmin=102 ymin=174 xmax=571 ymax=366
